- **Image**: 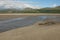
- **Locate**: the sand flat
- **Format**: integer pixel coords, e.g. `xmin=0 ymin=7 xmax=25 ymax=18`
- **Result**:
xmin=0 ymin=23 xmax=60 ymax=40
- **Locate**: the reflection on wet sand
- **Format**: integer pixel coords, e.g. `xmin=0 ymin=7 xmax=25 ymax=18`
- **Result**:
xmin=0 ymin=16 xmax=60 ymax=33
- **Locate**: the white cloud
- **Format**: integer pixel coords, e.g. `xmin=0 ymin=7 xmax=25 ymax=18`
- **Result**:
xmin=0 ymin=1 xmax=4 ymax=6
xmin=52 ymin=4 xmax=57 ymax=7
xmin=24 ymin=4 xmax=40 ymax=9
xmin=0 ymin=0 xmax=40 ymax=9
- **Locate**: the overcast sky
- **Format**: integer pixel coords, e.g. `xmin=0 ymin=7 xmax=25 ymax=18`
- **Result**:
xmin=0 ymin=0 xmax=60 ymax=9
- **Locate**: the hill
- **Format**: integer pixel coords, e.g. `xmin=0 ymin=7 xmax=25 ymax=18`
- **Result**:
xmin=37 ymin=6 xmax=60 ymax=13
xmin=0 ymin=6 xmax=60 ymax=13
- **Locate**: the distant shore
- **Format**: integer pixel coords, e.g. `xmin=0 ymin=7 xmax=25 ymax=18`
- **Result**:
xmin=0 ymin=13 xmax=60 ymax=15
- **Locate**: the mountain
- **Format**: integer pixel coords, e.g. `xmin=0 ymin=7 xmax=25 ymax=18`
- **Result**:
xmin=55 ymin=6 xmax=60 ymax=8
xmin=0 ymin=6 xmax=60 ymax=13
xmin=37 ymin=6 xmax=60 ymax=13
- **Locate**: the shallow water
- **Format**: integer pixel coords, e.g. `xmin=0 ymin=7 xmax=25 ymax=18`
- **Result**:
xmin=0 ymin=16 xmax=60 ymax=32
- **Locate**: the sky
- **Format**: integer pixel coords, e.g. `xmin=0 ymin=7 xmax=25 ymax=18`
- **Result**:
xmin=0 ymin=0 xmax=60 ymax=9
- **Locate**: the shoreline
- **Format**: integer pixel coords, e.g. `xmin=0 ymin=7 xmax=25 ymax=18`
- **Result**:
xmin=0 ymin=13 xmax=60 ymax=15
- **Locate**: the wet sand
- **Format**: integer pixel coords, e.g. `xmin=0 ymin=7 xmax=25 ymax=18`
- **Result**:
xmin=0 ymin=15 xmax=29 ymax=20
xmin=0 ymin=15 xmax=60 ymax=40
xmin=0 ymin=16 xmax=60 ymax=33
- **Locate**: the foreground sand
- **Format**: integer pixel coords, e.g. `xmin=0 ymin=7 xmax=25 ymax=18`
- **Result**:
xmin=0 ymin=22 xmax=60 ymax=40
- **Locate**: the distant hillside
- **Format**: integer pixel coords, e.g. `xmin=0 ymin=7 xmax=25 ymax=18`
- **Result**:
xmin=55 ymin=6 xmax=60 ymax=8
xmin=37 ymin=6 xmax=60 ymax=13
xmin=0 ymin=6 xmax=60 ymax=13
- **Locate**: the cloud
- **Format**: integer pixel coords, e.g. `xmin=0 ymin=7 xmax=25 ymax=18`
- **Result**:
xmin=0 ymin=0 xmax=24 ymax=8
xmin=0 ymin=0 xmax=40 ymax=9
xmin=23 ymin=4 xmax=40 ymax=9
xmin=52 ymin=4 xmax=57 ymax=7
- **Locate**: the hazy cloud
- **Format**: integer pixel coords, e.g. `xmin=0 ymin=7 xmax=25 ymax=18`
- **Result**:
xmin=0 ymin=0 xmax=40 ymax=9
xmin=52 ymin=4 xmax=57 ymax=7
